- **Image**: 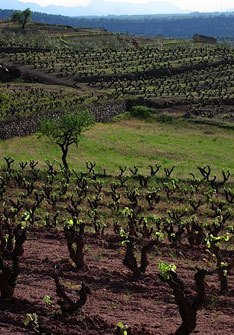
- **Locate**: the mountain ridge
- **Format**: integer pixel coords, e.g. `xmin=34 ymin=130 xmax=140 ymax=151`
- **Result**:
xmin=1 ymin=0 xmax=185 ymax=16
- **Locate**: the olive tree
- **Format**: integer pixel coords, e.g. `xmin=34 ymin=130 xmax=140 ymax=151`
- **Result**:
xmin=40 ymin=111 xmax=94 ymax=170
xmin=11 ymin=8 xmax=32 ymax=29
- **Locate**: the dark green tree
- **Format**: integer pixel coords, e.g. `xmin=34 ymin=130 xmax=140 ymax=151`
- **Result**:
xmin=40 ymin=111 xmax=94 ymax=171
xmin=11 ymin=8 xmax=32 ymax=29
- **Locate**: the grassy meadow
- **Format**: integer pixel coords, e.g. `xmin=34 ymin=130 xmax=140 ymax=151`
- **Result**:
xmin=0 ymin=117 xmax=233 ymax=178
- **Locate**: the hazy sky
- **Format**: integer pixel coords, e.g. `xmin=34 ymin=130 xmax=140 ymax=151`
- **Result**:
xmin=19 ymin=0 xmax=234 ymax=11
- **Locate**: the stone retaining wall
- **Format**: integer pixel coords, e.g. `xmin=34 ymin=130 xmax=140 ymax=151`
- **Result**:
xmin=0 ymin=101 xmax=127 ymax=140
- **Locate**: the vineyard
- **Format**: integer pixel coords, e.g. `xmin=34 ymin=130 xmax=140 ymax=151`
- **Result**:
xmin=0 ymin=21 xmax=233 ymax=335
xmin=0 ymin=22 xmax=233 ymax=134
xmin=0 ymin=159 xmax=233 ymax=334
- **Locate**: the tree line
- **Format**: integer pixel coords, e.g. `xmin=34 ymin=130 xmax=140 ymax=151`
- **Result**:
xmin=0 ymin=9 xmax=233 ymax=38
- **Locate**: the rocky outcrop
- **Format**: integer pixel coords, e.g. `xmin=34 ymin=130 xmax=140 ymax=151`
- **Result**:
xmin=0 ymin=65 xmax=21 ymax=82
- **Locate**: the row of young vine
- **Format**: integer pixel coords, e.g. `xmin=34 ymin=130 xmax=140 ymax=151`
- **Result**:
xmin=0 ymin=157 xmax=233 ymax=333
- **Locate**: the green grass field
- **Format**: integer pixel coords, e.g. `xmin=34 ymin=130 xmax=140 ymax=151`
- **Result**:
xmin=0 ymin=117 xmax=233 ymax=178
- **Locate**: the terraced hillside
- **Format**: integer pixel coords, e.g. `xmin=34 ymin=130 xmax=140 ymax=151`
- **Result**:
xmin=0 ymin=22 xmax=233 ymax=140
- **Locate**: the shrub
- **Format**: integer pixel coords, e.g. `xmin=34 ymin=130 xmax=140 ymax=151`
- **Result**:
xmin=155 ymin=113 xmax=173 ymax=123
xmin=129 ymin=105 xmax=152 ymax=120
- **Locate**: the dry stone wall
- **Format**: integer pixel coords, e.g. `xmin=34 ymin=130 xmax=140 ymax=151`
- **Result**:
xmin=0 ymin=101 xmax=127 ymax=140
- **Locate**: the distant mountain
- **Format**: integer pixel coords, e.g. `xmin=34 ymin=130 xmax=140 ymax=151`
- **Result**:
xmin=1 ymin=0 xmax=185 ymax=16
xmin=1 ymin=7 xmax=233 ymax=38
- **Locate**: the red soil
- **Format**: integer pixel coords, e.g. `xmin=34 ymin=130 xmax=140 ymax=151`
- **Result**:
xmin=0 ymin=229 xmax=233 ymax=335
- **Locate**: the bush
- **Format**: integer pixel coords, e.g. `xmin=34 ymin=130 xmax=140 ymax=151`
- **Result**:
xmin=155 ymin=113 xmax=173 ymax=123
xmin=129 ymin=105 xmax=152 ymax=120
